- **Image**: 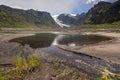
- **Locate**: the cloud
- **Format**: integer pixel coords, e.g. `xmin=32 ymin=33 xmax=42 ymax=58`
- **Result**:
xmin=0 ymin=0 xmax=80 ymax=15
xmin=0 ymin=0 xmax=113 ymax=15
xmin=86 ymin=0 xmax=108 ymax=4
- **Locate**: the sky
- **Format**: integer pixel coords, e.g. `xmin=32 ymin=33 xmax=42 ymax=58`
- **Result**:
xmin=0 ymin=0 xmax=116 ymax=15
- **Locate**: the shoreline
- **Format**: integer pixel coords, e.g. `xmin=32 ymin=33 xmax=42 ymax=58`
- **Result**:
xmin=57 ymin=32 xmax=120 ymax=64
xmin=0 ymin=32 xmax=120 ymax=64
xmin=0 ymin=31 xmax=119 ymax=79
xmin=0 ymin=33 xmax=34 ymax=42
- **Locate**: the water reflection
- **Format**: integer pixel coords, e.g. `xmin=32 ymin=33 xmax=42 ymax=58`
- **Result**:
xmin=54 ymin=34 xmax=111 ymax=46
xmin=10 ymin=33 xmax=111 ymax=48
xmin=10 ymin=33 xmax=57 ymax=48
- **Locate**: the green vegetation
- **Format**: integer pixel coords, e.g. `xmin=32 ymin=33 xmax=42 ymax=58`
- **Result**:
xmin=0 ymin=9 xmax=29 ymax=28
xmin=0 ymin=5 xmax=57 ymax=28
xmin=28 ymin=55 xmax=40 ymax=68
xmin=85 ymin=0 xmax=120 ymax=25
xmin=0 ymin=54 xmax=120 ymax=80
xmin=84 ymin=21 xmax=120 ymax=29
xmin=100 ymin=68 xmax=120 ymax=80
xmin=56 ymin=0 xmax=120 ymax=29
xmin=0 ymin=70 xmax=5 ymax=80
xmin=0 ymin=54 xmax=40 ymax=80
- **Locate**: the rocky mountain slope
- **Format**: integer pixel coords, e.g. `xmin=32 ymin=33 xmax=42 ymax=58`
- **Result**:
xmin=54 ymin=0 xmax=120 ymax=28
xmin=53 ymin=13 xmax=85 ymax=28
xmin=85 ymin=0 xmax=120 ymax=24
xmin=0 ymin=0 xmax=120 ymax=29
xmin=0 ymin=5 xmax=57 ymax=28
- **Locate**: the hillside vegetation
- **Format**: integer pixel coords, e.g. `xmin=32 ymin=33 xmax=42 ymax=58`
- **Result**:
xmin=85 ymin=0 xmax=120 ymax=24
xmin=0 ymin=5 xmax=57 ymax=28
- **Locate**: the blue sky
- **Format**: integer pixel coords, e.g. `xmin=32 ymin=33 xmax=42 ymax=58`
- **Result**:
xmin=72 ymin=0 xmax=116 ymax=14
xmin=0 ymin=0 xmax=116 ymax=15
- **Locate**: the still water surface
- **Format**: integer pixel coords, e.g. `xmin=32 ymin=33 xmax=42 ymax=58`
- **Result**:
xmin=10 ymin=33 xmax=111 ymax=48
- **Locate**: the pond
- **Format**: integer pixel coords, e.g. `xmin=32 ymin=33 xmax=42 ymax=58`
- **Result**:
xmin=10 ymin=33 xmax=111 ymax=48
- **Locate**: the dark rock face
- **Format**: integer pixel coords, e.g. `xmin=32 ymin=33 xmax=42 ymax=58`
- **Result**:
xmin=104 ymin=0 xmax=120 ymax=23
xmin=0 ymin=5 xmax=57 ymax=28
xmin=57 ymin=13 xmax=86 ymax=26
xmin=85 ymin=0 xmax=120 ymax=24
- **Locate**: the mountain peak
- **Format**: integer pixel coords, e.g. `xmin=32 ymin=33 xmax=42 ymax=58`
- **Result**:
xmin=85 ymin=0 xmax=120 ymax=24
xmin=52 ymin=13 xmax=85 ymax=28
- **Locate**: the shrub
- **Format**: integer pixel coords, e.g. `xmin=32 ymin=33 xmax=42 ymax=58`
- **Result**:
xmin=28 ymin=55 xmax=40 ymax=68
xmin=101 ymin=68 xmax=120 ymax=80
xmin=4 ymin=54 xmax=40 ymax=79
xmin=0 ymin=70 xmax=5 ymax=80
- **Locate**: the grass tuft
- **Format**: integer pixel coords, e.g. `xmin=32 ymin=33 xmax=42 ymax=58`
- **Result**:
xmin=0 ymin=70 xmax=5 ymax=80
xmin=1 ymin=54 xmax=40 ymax=79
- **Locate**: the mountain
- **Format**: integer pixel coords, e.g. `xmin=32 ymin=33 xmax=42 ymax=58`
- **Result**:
xmin=52 ymin=15 xmax=71 ymax=28
xmin=1 ymin=0 xmax=120 ymax=29
xmin=54 ymin=0 xmax=120 ymax=28
xmin=0 ymin=5 xmax=57 ymax=28
xmin=53 ymin=13 xmax=85 ymax=28
xmin=85 ymin=0 xmax=120 ymax=24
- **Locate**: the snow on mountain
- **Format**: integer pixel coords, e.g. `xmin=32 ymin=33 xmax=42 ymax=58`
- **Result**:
xmin=70 ymin=14 xmax=77 ymax=16
xmin=52 ymin=15 xmax=70 ymax=28
xmin=52 ymin=13 xmax=85 ymax=28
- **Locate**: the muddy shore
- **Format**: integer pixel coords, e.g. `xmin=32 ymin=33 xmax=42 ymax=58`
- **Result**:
xmin=0 ymin=32 xmax=120 ymax=77
xmin=58 ymin=32 xmax=120 ymax=64
xmin=0 ymin=33 xmax=34 ymax=42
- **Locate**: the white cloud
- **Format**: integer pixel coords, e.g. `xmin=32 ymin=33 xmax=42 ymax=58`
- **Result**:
xmin=0 ymin=0 xmax=111 ymax=15
xmin=11 ymin=6 xmax=23 ymax=9
xmin=0 ymin=0 xmax=80 ymax=15
xmin=86 ymin=0 xmax=108 ymax=4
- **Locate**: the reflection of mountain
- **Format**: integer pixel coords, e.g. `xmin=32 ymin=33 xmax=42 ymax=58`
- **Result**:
xmin=52 ymin=34 xmax=111 ymax=46
xmin=10 ymin=33 xmax=57 ymax=48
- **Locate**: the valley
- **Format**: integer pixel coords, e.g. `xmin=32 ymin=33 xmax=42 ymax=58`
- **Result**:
xmin=0 ymin=0 xmax=120 ymax=80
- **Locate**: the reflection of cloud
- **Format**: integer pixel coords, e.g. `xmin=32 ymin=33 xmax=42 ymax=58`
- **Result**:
xmin=52 ymin=35 xmax=65 ymax=46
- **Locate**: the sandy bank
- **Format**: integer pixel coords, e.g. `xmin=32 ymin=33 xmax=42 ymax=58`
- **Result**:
xmin=0 ymin=33 xmax=34 ymax=42
xmin=0 ymin=32 xmax=120 ymax=75
xmin=58 ymin=32 xmax=120 ymax=64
